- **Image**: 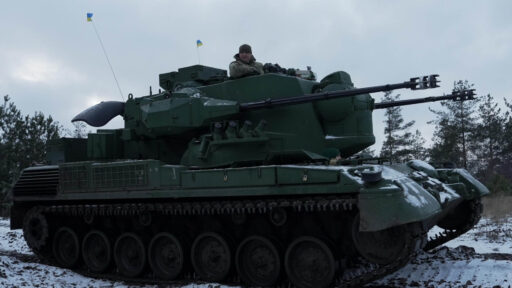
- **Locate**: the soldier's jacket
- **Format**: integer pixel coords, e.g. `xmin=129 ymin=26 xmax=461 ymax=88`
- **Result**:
xmin=229 ymin=54 xmax=264 ymax=79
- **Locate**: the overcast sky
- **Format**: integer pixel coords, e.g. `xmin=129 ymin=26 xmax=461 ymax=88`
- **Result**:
xmin=1 ymin=1 xmax=511 ymax=153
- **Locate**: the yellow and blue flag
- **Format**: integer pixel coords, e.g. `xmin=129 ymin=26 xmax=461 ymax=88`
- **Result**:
xmin=196 ymin=40 xmax=203 ymax=47
xmin=87 ymin=13 xmax=93 ymax=22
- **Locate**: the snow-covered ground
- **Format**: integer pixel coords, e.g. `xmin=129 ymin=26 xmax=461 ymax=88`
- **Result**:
xmin=1 ymin=217 xmax=511 ymax=288
xmin=372 ymin=217 xmax=512 ymax=288
xmin=429 ymin=218 xmax=512 ymax=254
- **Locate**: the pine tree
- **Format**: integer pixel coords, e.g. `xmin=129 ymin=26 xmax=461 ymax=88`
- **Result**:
xmin=409 ymin=129 xmax=428 ymax=160
xmin=379 ymin=91 xmax=415 ymax=162
xmin=0 ymin=95 xmax=23 ymax=196
xmin=0 ymin=95 xmax=61 ymax=206
xmin=428 ymin=80 xmax=480 ymax=170
xmin=502 ymin=99 xmax=512 ymax=159
xmin=473 ymin=94 xmax=507 ymax=178
xmin=498 ymin=98 xmax=512 ymax=192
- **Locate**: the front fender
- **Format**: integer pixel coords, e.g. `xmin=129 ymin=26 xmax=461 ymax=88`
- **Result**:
xmin=358 ymin=168 xmax=446 ymax=232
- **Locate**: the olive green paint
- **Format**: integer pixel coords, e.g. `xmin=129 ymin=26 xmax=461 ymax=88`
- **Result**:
xmin=13 ymin=65 xmax=490 ymax=234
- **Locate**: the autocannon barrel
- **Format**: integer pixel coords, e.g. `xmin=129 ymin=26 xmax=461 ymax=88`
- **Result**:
xmin=239 ymin=74 xmax=439 ymax=111
xmin=374 ymin=89 xmax=476 ymax=109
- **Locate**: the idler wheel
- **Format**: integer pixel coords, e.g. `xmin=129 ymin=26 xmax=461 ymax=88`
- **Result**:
xmin=82 ymin=230 xmax=112 ymax=273
xmin=351 ymin=214 xmax=409 ymax=265
xmin=284 ymin=236 xmax=335 ymax=288
xmin=53 ymin=227 xmax=81 ymax=268
xmin=191 ymin=232 xmax=232 ymax=282
xmin=236 ymin=235 xmax=281 ymax=287
xmin=114 ymin=233 xmax=146 ymax=277
xmin=148 ymin=232 xmax=184 ymax=280
xmin=22 ymin=208 xmax=49 ymax=252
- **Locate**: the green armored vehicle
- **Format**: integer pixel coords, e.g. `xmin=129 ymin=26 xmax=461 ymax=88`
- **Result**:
xmin=10 ymin=65 xmax=488 ymax=288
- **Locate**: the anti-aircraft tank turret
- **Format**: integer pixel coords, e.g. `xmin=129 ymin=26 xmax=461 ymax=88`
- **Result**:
xmin=10 ymin=65 xmax=489 ymax=288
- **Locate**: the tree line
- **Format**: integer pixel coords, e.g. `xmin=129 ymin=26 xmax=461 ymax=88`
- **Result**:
xmin=380 ymin=80 xmax=512 ymax=195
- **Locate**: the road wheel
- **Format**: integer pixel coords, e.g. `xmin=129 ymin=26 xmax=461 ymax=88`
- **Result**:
xmin=191 ymin=232 xmax=231 ymax=282
xmin=284 ymin=236 xmax=336 ymax=288
xmin=236 ymin=235 xmax=281 ymax=287
xmin=148 ymin=232 xmax=184 ymax=280
xmin=114 ymin=233 xmax=146 ymax=277
xmin=53 ymin=227 xmax=81 ymax=268
xmin=82 ymin=230 xmax=112 ymax=273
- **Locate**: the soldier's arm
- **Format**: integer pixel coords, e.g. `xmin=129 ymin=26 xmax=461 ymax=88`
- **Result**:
xmin=229 ymin=62 xmax=259 ymax=78
xmin=254 ymin=62 xmax=264 ymax=75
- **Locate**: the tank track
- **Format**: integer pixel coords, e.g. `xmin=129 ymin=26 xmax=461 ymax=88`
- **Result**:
xmin=36 ymin=196 xmax=357 ymax=217
xmin=424 ymin=198 xmax=483 ymax=251
xmin=27 ymin=196 xmax=425 ymax=288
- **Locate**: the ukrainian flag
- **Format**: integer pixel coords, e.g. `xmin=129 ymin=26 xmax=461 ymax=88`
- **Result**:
xmin=196 ymin=40 xmax=203 ymax=47
xmin=87 ymin=13 xmax=93 ymax=22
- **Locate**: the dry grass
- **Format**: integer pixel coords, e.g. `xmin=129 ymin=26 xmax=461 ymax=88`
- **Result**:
xmin=472 ymin=196 xmax=512 ymax=241
xmin=482 ymin=195 xmax=512 ymax=220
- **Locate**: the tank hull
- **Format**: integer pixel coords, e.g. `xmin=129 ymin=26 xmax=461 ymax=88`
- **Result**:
xmin=10 ymin=160 xmax=488 ymax=287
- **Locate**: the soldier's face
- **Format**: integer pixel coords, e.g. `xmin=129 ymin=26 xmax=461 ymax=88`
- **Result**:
xmin=239 ymin=52 xmax=252 ymax=63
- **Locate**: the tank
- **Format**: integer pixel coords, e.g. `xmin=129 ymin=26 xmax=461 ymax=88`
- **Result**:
xmin=10 ymin=65 xmax=489 ymax=288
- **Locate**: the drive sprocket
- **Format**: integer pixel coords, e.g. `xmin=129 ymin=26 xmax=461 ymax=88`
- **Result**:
xmin=22 ymin=207 xmax=50 ymax=252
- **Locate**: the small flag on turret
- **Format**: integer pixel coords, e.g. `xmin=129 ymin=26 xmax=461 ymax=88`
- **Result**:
xmin=87 ymin=13 xmax=93 ymax=22
xmin=196 ymin=40 xmax=203 ymax=47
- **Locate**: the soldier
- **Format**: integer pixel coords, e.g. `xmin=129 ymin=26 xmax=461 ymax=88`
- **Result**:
xmin=229 ymin=44 xmax=264 ymax=79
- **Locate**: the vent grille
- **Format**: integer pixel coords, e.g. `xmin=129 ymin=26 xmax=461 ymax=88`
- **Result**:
xmin=60 ymin=165 xmax=88 ymax=191
xmin=93 ymin=164 xmax=147 ymax=188
xmin=13 ymin=167 xmax=59 ymax=196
